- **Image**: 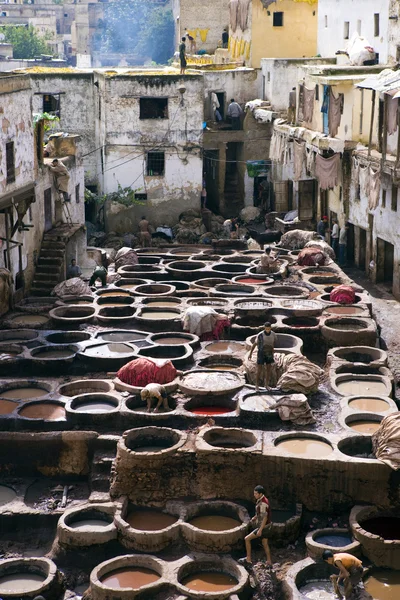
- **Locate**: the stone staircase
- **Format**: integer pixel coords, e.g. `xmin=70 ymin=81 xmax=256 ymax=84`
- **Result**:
xmin=30 ymin=224 xmax=82 ymax=297
xmin=89 ymin=434 xmax=119 ymax=503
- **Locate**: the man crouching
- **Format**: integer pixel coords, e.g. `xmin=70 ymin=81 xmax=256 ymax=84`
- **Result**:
xmin=140 ymin=383 xmax=170 ymax=413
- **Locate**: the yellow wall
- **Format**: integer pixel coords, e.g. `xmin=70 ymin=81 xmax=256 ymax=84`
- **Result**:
xmin=230 ymin=0 xmax=318 ymax=68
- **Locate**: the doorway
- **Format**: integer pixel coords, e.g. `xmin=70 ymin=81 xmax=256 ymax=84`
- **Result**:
xmin=347 ymin=222 xmax=355 ymax=265
xmin=359 ymin=227 xmax=367 ymax=271
xmin=322 ymin=86 xmax=330 ymax=135
xmin=44 ymin=188 xmax=52 ymax=232
xmin=376 ymin=238 xmax=394 ymax=289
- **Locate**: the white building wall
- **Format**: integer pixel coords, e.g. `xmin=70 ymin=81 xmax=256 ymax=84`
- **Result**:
xmin=317 ymin=0 xmax=389 ymax=63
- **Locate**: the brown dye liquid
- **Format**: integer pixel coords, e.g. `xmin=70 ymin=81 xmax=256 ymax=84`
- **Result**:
xmin=0 ymin=399 xmax=18 ymax=414
xmin=365 ymin=569 xmax=400 ymax=600
xmin=361 ymin=517 xmax=400 ymax=540
xmin=326 ymin=306 xmax=364 ymax=315
xmin=0 ymin=574 xmax=45 ymax=592
xmin=182 ymin=572 xmax=237 ymax=592
xmin=34 ymin=350 xmax=73 ymax=359
xmin=1 ymin=387 xmax=48 ymax=400
xmin=75 ymin=401 xmax=116 ymax=413
xmin=19 ymin=403 xmax=65 ymax=420
xmin=236 ymin=278 xmax=266 ymax=284
xmin=101 ymin=568 xmax=160 ymax=589
xmin=11 ymin=315 xmax=48 ymax=325
xmin=101 ymin=292 xmax=130 ymax=297
xmin=349 ymin=420 xmax=381 ymax=434
xmin=189 ymin=515 xmax=241 ymax=531
xmin=146 ymin=301 xmax=179 ymax=308
xmin=349 ymin=398 xmax=389 ymax=412
xmin=85 ymin=344 xmax=133 ymax=357
xmin=0 ymin=485 xmax=17 ymax=506
xmin=206 ymin=342 xmax=243 ymax=353
xmin=207 ymin=365 xmax=235 ymax=371
xmin=100 ymin=332 xmax=143 ymax=342
xmin=330 ymin=322 xmax=365 ymax=330
xmin=126 ymin=509 xmax=178 ymax=530
xmin=132 ymin=444 xmax=169 ymax=452
xmin=141 ymin=311 xmax=178 ymax=319
xmin=69 ymin=519 xmax=109 ymax=529
xmin=99 ymin=302 xmax=129 ymax=307
xmin=277 ymin=438 xmax=333 ymax=457
xmin=337 ymin=380 xmax=388 ymax=396
xmin=156 ymin=337 xmax=188 ymax=345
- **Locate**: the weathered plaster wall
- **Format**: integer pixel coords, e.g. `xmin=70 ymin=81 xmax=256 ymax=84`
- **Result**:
xmin=177 ymin=0 xmax=229 ymax=54
xmin=98 ymin=73 xmax=204 ymax=230
xmin=30 ymin=72 xmax=97 ymax=184
xmin=261 ymin=57 xmax=336 ymax=112
xmin=203 ymin=68 xmax=260 ymax=120
xmin=231 ymin=0 xmax=318 ymax=69
xmin=318 ymin=0 xmax=389 ymax=63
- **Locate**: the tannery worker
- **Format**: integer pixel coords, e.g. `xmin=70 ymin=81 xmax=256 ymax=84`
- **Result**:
xmin=323 ymin=550 xmax=364 ymax=600
xmin=48 ymin=158 xmax=70 ymax=201
xmin=239 ymin=485 xmax=272 ymax=566
xmin=249 ymin=321 xmax=276 ymax=391
xmin=140 ymin=383 xmax=170 ymax=413
xmin=67 ymin=259 xmax=82 ymax=279
xmin=227 ymin=98 xmax=243 ymax=130
xmin=257 ymin=247 xmax=278 ymax=274
xmin=138 ymin=216 xmax=152 ymax=247
xmin=89 ymin=264 xmax=108 ymax=287
xmin=179 ymin=37 xmax=187 ymax=75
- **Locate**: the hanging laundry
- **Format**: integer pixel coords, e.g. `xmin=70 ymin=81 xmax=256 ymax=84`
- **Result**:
xmin=260 ymin=0 xmax=276 ymax=7
xmin=229 ymin=0 xmax=239 ymax=32
xmin=293 ymin=140 xmax=305 ymax=181
xmin=240 ymin=38 xmax=245 ymax=55
xmin=321 ymin=86 xmax=329 ymax=114
xmin=245 ymin=41 xmax=251 ymax=60
xmin=270 ymin=130 xmax=285 ymax=163
xmin=186 ymin=29 xmax=197 ymax=40
xmin=329 ymin=88 xmax=342 ymax=137
xmin=306 ymin=146 xmax=316 ymax=177
xmin=359 ymin=164 xmax=369 ymax=198
xmin=315 ymin=153 xmax=341 ymax=190
xmin=238 ymin=0 xmax=251 ymax=30
xmin=368 ymin=166 xmax=381 ymax=211
xmin=387 ymin=96 xmax=399 ymax=136
xmin=351 ymin=156 xmax=360 ymax=185
xmin=302 ymin=87 xmax=315 ymax=123
xmin=199 ymin=29 xmax=209 ymax=42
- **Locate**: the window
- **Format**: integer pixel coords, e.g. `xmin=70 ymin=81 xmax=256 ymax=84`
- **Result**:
xmin=344 ymin=21 xmax=350 ymax=39
xmin=392 ymin=185 xmax=398 ymax=211
xmin=43 ymin=94 xmax=60 ymax=117
xmin=6 ymin=142 xmax=15 ymax=184
xmin=146 ymin=152 xmax=165 ymax=176
xmin=324 ymin=15 xmax=328 ymax=28
xmin=374 ymin=14 xmax=380 ymax=37
xmin=267 ymin=71 xmax=270 ymax=82
xmin=315 ymin=85 xmax=319 ymax=101
xmin=76 ymin=184 xmax=80 ymax=203
xmin=382 ymin=189 xmax=386 ymax=208
xmin=273 ymin=12 xmax=283 ymax=27
xmin=140 ymin=98 xmax=168 ymax=119
xmin=135 ymin=193 xmax=148 ymax=201
xmin=355 ymin=184 xmax=361 ymax=200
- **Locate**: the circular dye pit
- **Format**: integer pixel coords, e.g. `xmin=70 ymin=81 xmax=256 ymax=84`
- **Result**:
xmin=144 ymin=300 xmax=180 ymax=309
xmin=282 ymin=317 xmax=319 ymax=328
xmin=203 ymin=428 xmax=256 ymax=449
xmin=139 ymin=310 xmax=179 ymax=320
xmin=59 ymin=380 xmax=112 ymax=397
xmin=31 ymin=347 xmax=76 ymax=360
xmin=19 ymin=402 xmax=65 ymax=420
xmin=188 ymin=515 xmax=241 ymax=531
xmin=235 ymin=277 xmax=272 ymax=285
xmin=190 ymin=406 xmax=232 ymax=415
xmin=265 ymin=285 xmax=308 ymax=299
xmin=154 ymin=336 xmax=192 ymax=345
xmin=125 ymin=509 xmax=178 ymax=531
xmin=0 ymin=399 xmax=18 ymax=415
xmin=0 ymin=574 xmax=45 ymax=593
xmin=126 ymin=428 xmax=182 ymax=454
xmin=361 ymin=517 xmax=400 ymax=540
xmin=96 ymin=331 xmax=146 ymax=343
xmin=276 ymin=437 xmax=333 ymax=457
xmin=181 ymin=572 xmax=237 ymax=593
xmin=240 ymin=393 xmax=276 ymax=412
xmin=365 ymin=569 xmax=400 ymax=600
xmin=179 ymin=371 xmax=243 ymax=396
xmin=314 ymin=533 xmax=353 ymax=547
xmin=7 ymin=315 xmax=49 ymax=327
xmin=45 ymin=332 xmax=91 ymax=344
xmin=100 ymin=568 xmax=160 ymax=589
xmin=325 ymin=305 xmax=365 ymax=316
xmin=71 ymin=394 xmax=118 ymax=413
xmin=299 ymin=580 xmax=333 ymax=600
xmin=0 ymin=386 xmax=49 ymax=400
xmin=83 ymin=343 xmax=136 ymax=358
xmin=348 ymin=397 xmax=390 ymax=412
xmin=69 ymin=519 xmax=111 ymax=530
xmin=325 ymin=319 xmax=368 ymax=331
xmin=336 ymin=378 xmax=389 ymax=396
xmin=0 ymin=485 xmax=17 ymax=506
xmin=205 ymin=341 xmax=244 ymax=353
xmin=347 ymin=420 xmax=381 ymax=434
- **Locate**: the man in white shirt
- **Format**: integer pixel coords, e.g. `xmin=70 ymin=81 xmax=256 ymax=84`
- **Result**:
xmin=227 ymin=98 xmax=243 ymax=130
xmin=339 ymin=222 xmax=349 ymax=266
xmin=331 ymin=219 xmax=339 ymax=257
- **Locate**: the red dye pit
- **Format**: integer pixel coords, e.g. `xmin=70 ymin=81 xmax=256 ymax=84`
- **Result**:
xmin=236 ymin=278 xmax=266 ymax=285
xmin=190 ymin=407 xmax=230 ymax=415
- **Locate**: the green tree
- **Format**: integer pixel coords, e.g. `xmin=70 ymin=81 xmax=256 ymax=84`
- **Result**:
xmin=0 ymin=25 xmax=52 ymax=59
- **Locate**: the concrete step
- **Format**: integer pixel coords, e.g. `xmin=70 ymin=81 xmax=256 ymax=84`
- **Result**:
xmin=35 ymin=265 xmax=61 ymax=275
xmin=92 ymin=457 xmax=114 ymax=477
xmin=41 ymin=241 xmax=66 ymax=250
xmin=95 ymin=434 xmax=119 ymax=453
xmin=90 ymin=475 xmax=111 ymax=494
xmin=38 ymin=257 xmax=63 ymax=266
xmin=88 ymin=491 xmax=111 ymax=503
xmin=40 ymin=249 xmax=64 ymax=259
xmin=33 ymin=274 xmax=60 ymax=284
xmin=30 ymin=287 xmax=55 ymax=296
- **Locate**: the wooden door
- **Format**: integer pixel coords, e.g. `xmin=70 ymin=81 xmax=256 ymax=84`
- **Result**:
xmin=298 ymin=180 xmax=316 ymax=221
